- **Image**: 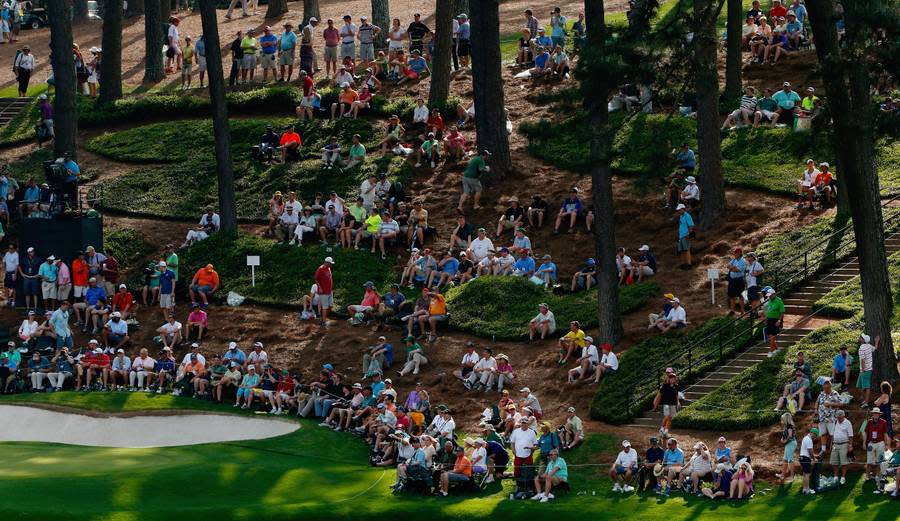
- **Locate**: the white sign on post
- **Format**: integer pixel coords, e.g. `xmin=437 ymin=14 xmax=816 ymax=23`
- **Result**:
xmin=707 ymin=268 xmax=719 ymax=305
xmin=247 ymin=256 xmax=260 ymax=287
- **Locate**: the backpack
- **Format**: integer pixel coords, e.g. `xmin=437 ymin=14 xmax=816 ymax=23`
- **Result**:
xmin=11 ymin=49 xmax=20 ymax=72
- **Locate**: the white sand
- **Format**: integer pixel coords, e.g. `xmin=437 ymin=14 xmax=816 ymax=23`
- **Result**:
xmin=0 ymin=405 xmax=299 ymax=448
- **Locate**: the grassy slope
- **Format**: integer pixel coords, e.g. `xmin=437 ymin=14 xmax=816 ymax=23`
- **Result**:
xmin=179 ymin=232 xmax=394 ymax=307
xmin=445 ymin=276 xmax=659 ymax=339
xmin=812 ymin=252 xmax=900 ymax=318
xmin=86 ymin=118 xmax=411 ymax=220
xmin=1 ymin=394 xmax=898 ymax=520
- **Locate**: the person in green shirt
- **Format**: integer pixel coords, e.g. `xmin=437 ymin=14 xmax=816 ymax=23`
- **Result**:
xmin=771 ymin=82 xmax=801 ymax=125
xmin=196 ymin=354 xmax=226 ymax=397
xmin=458 ymin=149 xmax=491 ymax=212
xmin=415 ymin=133 xmax=441 ymax=169
xmin=166 ymin=246 xmax=179 ymax=282
xmin=354 ymin=209 xmax=382 ymax=252
xmin=398 ymin=335 xmax=428 ymax=376
xmin=340 ymin=197 xmax=368 ymax=248
xmin=240 ymin=29 xmax=258 ymax=82
xmin=753 ymin=88 xmax=780 ymax=127
xmin=764 ymin=287 xmax=785 ymax=356
xmin=534 ymin=449 xmax=567 ymax=502
xmin=345 ymin=134 xmax=367 ymax=169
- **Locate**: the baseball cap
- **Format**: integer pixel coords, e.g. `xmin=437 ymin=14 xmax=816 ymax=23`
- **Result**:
xmin=676 ymin=203 xmax=686 ymax=210
xmin=119 ymin=284 xmax=127 ymax=289
xmin=253 ymin=341 xmax=264 ymax=349
xmin=639 ymin=245 xmax=649 ymax=251
xmin=622 ymin=440 xmax=631 ymax=448
xmin=228 ymin=342 xmax=237 ymax=350
xmin=323 ymin=363 xmax=334 ymax=371
xmin=584 ymin=336 xmax=593 ymax=343
xmin=324 ymin=257 xmax=334 ymax=264
xmin=810 ymin=427 xmax=820 ymax=436
xmin=783 ymin=81 xmax=791 ymax=87
xmin=567 ymin=406 xmax=576 ymax=413
xmin=94 ymin=348 xmax=103 ymax=354
xmin=861 ymin=333 xmax=871 ymax=343
xmin=519 ymin=387 xmax=531 ymax=393
xmin=88 ymin=339 xmax=99 ymax=345
xmin=111 ymin=311 xmax=121 ymax=318
xmin=158 ymin=261 xmax=167 ymax=267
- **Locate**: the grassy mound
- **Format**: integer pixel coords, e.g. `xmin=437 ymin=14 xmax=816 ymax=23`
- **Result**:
xmin=0 ymin=97 xmax=39 ymax=146
xmin=590 ymin=317 xmax=757 ymax=425
xmin=520 ymin=112 xmax=900 ymax=195
xmin=444 ymin=276 xmax=659 ymax=339
xmin=676 ymin=324 xmax=860 ymax=430
xmin=87 ymin=118 xmax=412 ymax=220
xmin=104 ymin=227 xmax=154 ymax=270
xmin=179 ymin=232 xmax=393 ymax=307
xmin=812 ymin=252 xmax=900 ymax=318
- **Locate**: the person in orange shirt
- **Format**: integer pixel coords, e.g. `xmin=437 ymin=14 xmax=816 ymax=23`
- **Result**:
xmin=278 ymin=125 xmax=302 ymax=163
xmin=813 ymin=162 xmax=835 ymax=206
xmin=173 ymin=353 xmax=206 ymax=396
xmin=331 ymin=82 xmax=359 ymax=119
xmin=438 ymin=446 xmax=472 ymax=496
xmin=189 ymin=264 xmax=220 ymax=308
xmin=423 ymin=291 xmax=447 ymax=342
xmin=71 ymin=251 xmax=90 ymax=304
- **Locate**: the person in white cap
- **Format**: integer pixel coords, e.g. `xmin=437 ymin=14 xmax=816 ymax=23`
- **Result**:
xmin=157 ymin=261 xmax=177 ymax=323
xmin=680 ymin=176 xmax=700 ymax=207
xmin=246 ymin=341 xmax=268 ymax=373
xmin=764 ymin=287 xmax=784 ymax=355
xmin=567 ymin=336 xmax=598 ymax=384
xmin=83 ymin=342 xmax=111 ymax=390
xmin=17 ymin=310 xmax=39 ymax=346
xmin=682 ymin=442 xmax=713 ymax=494
xmin=772 ymin=81 xmax=801 ymax=126
xmin=655 ymin=297 xmax=686 ymax=332
xmin=109 ymin=348 xmax=132 ymax=390
xmin=856 ymin=333 xmax=879 ymax=407
xmin=314 ymin=257 xmax=334 ymax=324
xmin=561 ymin=407 xmax=584 ymax=450
xmin=528 ymin=303 xmax=556 ymax=341
xmin=675 ymin=203 xmax=694 ymax=268
xmin=154 ymin=346 xmax=178 ymax=393
xmin=609 ymin=440 xmax=638 ymax=492
xmin=102 ymin=311 xmax=130 ymax=350
xmin=223 ymin=341 xmax=247 ymax=366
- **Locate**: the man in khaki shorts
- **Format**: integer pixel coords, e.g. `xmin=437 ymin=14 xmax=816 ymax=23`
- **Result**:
xmin=815 ymin=379 xmax=842 ymax=456
xmin=829 ymin=409 xmax=853 ymax=485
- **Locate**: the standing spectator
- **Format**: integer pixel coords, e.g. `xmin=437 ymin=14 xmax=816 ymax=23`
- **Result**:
xmin=799 ymin=427 xmax=819 ymax=494
xmin=863 ymin=408 xmax=888 ymax=482
xmin=278 ymin=23 xmax=297 ymax=82
xmin=456 ymin=14 xmax=471 ymax=68
xmin=55 ymin=258 xmax=71 ymax=306
xmin=764 ymin=288 xmax=785 ymax=356
xmin=357 ymin=16 xmax=380 ymax=71
xmin=509 ymin=417 xmax=537 ymax=480
xmin=314 ymin=257 xmax=334 ymax=324
xmin=166 ymin=17 xmax=182 ymax=74
xmin=157 ymin=261 xmax=176 ymax=322
xmin=49 ymin=301 xmax=73 ymax=349
xmin=322 ymin=19 xmax=340 ymax=78
xmin=228 ymin=30 xmax=244 ymax=87
xmin=725 ymin=248 xmax=746 ymax=315
xmin=299 ymin=18 xmax=318 ymax=76
xmin=13 ymin=44 xmax=33 ymax=96
xmin=181 ymin=36 xmax=194 ymax=89
xmin=831 ymin=345 xmax=853 ymax=391
xmin=18 ymin=246 xmax=41 ymax=311
xmin=857 ymin=333 xmax=878 ymax=407
xmin=38 ymin=255 xmax=59 ymax=311
xmin=874 ymin=381 xmax=894 ymax=440
xmin=676 ymin=204 xmax=694 ymax=269
xmin=744 ymin=252 xmax=764 ymax=314
xmin=194 ymin=35 xmax=206 ymax=88
xmin=816 ymin=379 xmax=842 ymax=457
xmin=458 ymin=150 xmax=490 ymax=212
xmin=830 ymin=410 xmax=853 ymax=485
xmin=776 ymin=412 xmax=797 ymax=482
xmin=407 ymin=13 xmax=430 ymax=55
xmin=3 ymin=244 xmax=17 ymax=307
xmin=339 ymin=15 xmax=357 ymax=65
xmin=653 ymin=371 xmax=681 ymax=438
xmin=550 ymin=7 xmax=567 ymax=48
xmin=240 ymin=29 xmax=258 ymax=83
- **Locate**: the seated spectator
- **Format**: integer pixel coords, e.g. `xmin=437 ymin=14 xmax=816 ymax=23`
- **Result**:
xmin=465 ymin=348 xmax=496 ymax=391
xmin=278 ymin=125 xmax=302 ymax=163
xmin=257 ymin=125 xmax=279 ymax=163
xmin=415 ymin=132 xmax=441 ymax=169
xmin=332 ymin=82 xmax=359 ymax=119
xmin=321 ymin=135 xmax=343 ymax=170
xmin=749 ymin=16 xmax=772 ymax=60
xmin=528 ymin=46 xmax=553 ymax=78
xmin=453 ymin=252 xmax=476 ymax=285
xmin=437 ymin=446 xmax=472 ymax=496
xmin=128 ymin=348 xmax=156 ymax=391
xmin=26 ymin=351 xmax=51 ymax=391
xmin=571 ymin=258 xmax=597 ymax=292
xmin=276 ymin=205 xmax=299 ymax=244
xmin=108 ymin=348 xmax=131 ymax=390
xmin=516 ymin=28 xmax=533 ymax=66
xmin=800 ymin=87 xmax=819 ymax=116
xmin=102 ymin=311 xmax=130 ymax=350
xmin=495 ymin=197 xmax=525 ymax=240
xmin=775 ymin=368 xmax=809 ymax=412
xmin=426 ymin=109 xmax=445 ymax=139
xmin=785 ymin=11 xmax=804 ymax=47
xmin=443 ymin=126 xmax=466 ymax=162
xmin=398 ymin=49 xmax=429 ymax=85
xmin=529 ymin=303 xmax=556 ymax=341
xmin=110 ymin=284 xmax=134 ymax=320
xmin=156 ymin=314 xmax=183 ymax=350
xmin=344 ymin=134 xmax=367 ymax=170
xmin=654 ymin=298 xmax=686 ymax=332
xmin=550 ymin=45 xmax=570 ymax=78
xmin=554 ymin=188 xmax=583 ymax=234
xmin=374 ymin=210 xmax=400 ymax=259
xmin=449 ymin=214 xmax=474 ymax=252
xmin=680 ymin=176 xmax=700 ymax=207
xmin=189 ymin=264 xmax=220 ymax=308
xmin=659 ymin=437 xmax=685 ymax=495
xmin=568 ymin=335 xmax=598 ymax=384
xmin=490 ymin=353 xmax=515 ymax=393
xmin=493 ymin=248 xmax=515 ymax=276
xmin=347 ymin=281 xmax=382 ymax=322
xmin=397 ymin=335 xmax=428 ymax=377
xmin=753 ymin=88 xmax=780 ymax=127
xmin=797 ymin=158 xmax=819 ymax=208
xmin=616 ymin=247 xmax=633 ymax=285
xmin=772 ymin=82 xmax=801 ymax=126
xmin=533 ymin=448 xmax=567 ymax=502
xmin=528 ymin=195 xmax=549 ymax=228
xmin=730 ymin=459 xmax=754 ymax=498
xmin=558 ymin=321 xmax=586 ymax=366
xmin=466 ymin=228 xmax=494 ymax=264
xmin=296 ymin=85 xmax=322 ymax=120
xmin=351 ymin=85 xmax=374 ymax=118
xmin=609 ymin=440 xmax=638 ymax=493
xmin=631 ymin=245 xmax=656 ymax=282
xmin=531 ymin=254 xmax=558 ymax=288
xmin=235 ymin=364 xmax=260 ymax=409
xmin=741 ymin=15 xmax=759 ymax=47
xmin=318 ymin=204 xmax=343 ymax=244
xmin=427 ymin=251 xmax=459 ymax=289
xmin=682 ymin=442 xmax=713 ymax=494
xmin=388 ymin=49 xmax=408 ymax=83
xmin=18 ymin=310 xmax=40 ymax=346
xmin=354 ymin=208 xmax=382 ymax=252
xmin=813 ymin=162 xmax=835 ymax=206
xmin=592 ymin=343 xmax=619 ymax=384
xmin=183 ymin=206 xmax=220 ymax=247
xmin=701 ymin=465 xmax=734 ymax=499
xmin=509 ymin=228 xmax=532 ymax=255
xmin=378 ymin=115 xmax=405 ymax=154
xmin=763 ymin=29 xmax=793 ymax=65
xmin=400 ymin=248 xmax=436 ymax=288
xmin=375 ymin=283 xmax=406 ymax=326
xmin=512 ymin=250 xmax=535 ymax=278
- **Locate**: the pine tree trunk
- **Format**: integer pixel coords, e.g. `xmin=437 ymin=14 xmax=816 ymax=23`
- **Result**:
xmin=469 ymin=0 xmax=511 ymax=177
xmin=99 ymin=0 xmax=124 ymax=104
xmin=807 ymin=0 xmax=897 ymax=382
xmin=160 ymin=0 xmax=171 ymax=18
xmin=72 ymin=0 xmax=89 ymax=22
xmin=130 ymin=0 xmax=145 ymax=16
xmin=265 ymin=0 xmax=288 ymax=20
xmin=428 ymin=0 xmax=453 ymax=107
xmin=302 ymin=0 xmax=320 ymax=26
xmin=454 ymin=0 xmax=468 ymax=16
xmin=584 ymin=0 xmax=623 ymax=344
xmin=198 ymin=0 xmax=238 ymax=232
xmin=371 ymin=0 xmax=390 ymax=52
xmin=47 ymin=0 xmax=78 ymax=159
xmin=144 ymin=0 xmax=165 ymax=83
xmin=723 ymin=0 xmax=742 ymax=101
xmin=694 ymin=0 xmax=726 ymax=229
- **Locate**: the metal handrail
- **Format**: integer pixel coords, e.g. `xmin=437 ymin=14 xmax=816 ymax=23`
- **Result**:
xmin=621 ymin=193 xmax=900 ymax=419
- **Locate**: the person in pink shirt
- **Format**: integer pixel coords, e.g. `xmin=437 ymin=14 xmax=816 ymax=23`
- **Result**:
xmin=443 ymin=126 xmax=466 ymax=162
xmin=55 ymin=259 xmax=72 ymax=304
xmin=347 ymin=281 xmax=381 ymax=321
xmin=186 ymin=303 xmax=209 ymax=342
xmin=322 ymin=19 xmax=341 ymax=78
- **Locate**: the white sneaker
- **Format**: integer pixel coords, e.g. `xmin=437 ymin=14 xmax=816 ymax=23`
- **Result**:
xmin=540 ymin=496 xmax=549 ymax=503
xmin=808 ymin=489 xmax=816 ymax=494
xmin=612 ymin=483 xmax=622 ymax=492
xmin=767 ymin=352 xmax=773 ymax=358
xmin=546 ymin=493 xmax=554 ymax=500
xmin=319 ymin=422 xmax=331 ymax=427
xmin=839 ymin=477 xmax=846 ymax=485
xmin=485 ymin=475 xmax=494 ymax=483
xmin=415 ymin=162 xmax=422 ymax=168
xmin=623 ymin=485 xmax=634 ymax=493
xmin=531 ymin=493 xmax=544 ymax=500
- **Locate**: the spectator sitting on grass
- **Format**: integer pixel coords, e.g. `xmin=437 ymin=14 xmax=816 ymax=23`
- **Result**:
xmin=528 ymin=195 xmax=549 ymax=228
xmin=183 ymin=206 xmax=220 ymax=247
xmin=654 ymin=298 xmax=686 ymax=332
xmin=495 ymin=197 xmax=525 ymax=240
xmin=532 ymin=254 xmax=558 ymax=288
xmin=813 ymin=162 xmax=835 ymax=206
xmin=554 ymin=188 xmax=583 ymax=235
xmin=449 ymin=214 xmax=474 ymax=252
xmin=427 ymin=251 xmax=460 ymax=289
xmin=397 ymin=335 xmax=428 ymax=376
xmin=415 ymin=132 xmax=441 ymax=169
xmin=465 ymin=348 xmax=496 ymax=391
xmin=512 ymin=250 xmax=536 ymax=278
xmin=558 ymin=321 xmax=586 ymax=366
xmin=772 ymin=81 xmax=801 ymax=126
xmin=797 ymin=158 xmax=819 ymax=208
xmin=659 ymin=437 xmax=685 ymax=495
xmin=189 ymin=264 xmax=219 ymax=308
xmin=722 ymin=86 xmax=759 ymax=131
xmin=318 ymin=204 xmax=343 ymax=245
xmin=258 ymin=125 xmax=279 ymax=164
xmin=592 ymin=343 xmax=619 ymax=384
xmin=400 ymin=248 xmax=436 ymax=288
xmin=550 ymin=45 xmax=570 ymax=78
xmin=680 ymin=176 xmax=700 ymax=207
xmin=610 ymin=440 xmax=638 ymax=493
xmin=776 ymin=368 xmax=810 ymax=413
xmin=493 ymin=248 xmax=515 ymax=276
xmin=682 ymin=442 xmax=714 ymax=494
xmin=347 ymin=281 xmax=381 ymax=323
xmin=753 ymin=87 xmax=780 ymax=127
xmin=453 ymin=342 xmax=479 ymax=382
xmin=616 ymin=247 xmax=633 ymax=286
xmin=832 ymin=345 xmax=853 ymax=391
xmin=362 ymin=335 xmax=393 ymax=377
xmin=279 ymin=125 xmax=302 ymax=163
xmin=443 ymin=126 xmax=466 ymax=162
xmin=567 ymin=335 xmax=598 ymax=384
xmin=454 ymin=252 xmax=476 ymax=285
xmin=321 ymin=136 xmax=343 ymax=171
xmin=102 ymin=311 xmax=129 ymax=350
xmin=571 ymin=258 xmax=597 ymax=292
xmin=631 ymin=245 xmax=656 ymax=282
xmin=509 ymin=228 xmax=532 ymax=255
xmin=344 ymin=134 xmax=367 ymax=170
xmin=529 ymin=303 xmax=556 ymax=341
xmin=476 ymin=250 xmax=496 ymax=277
xmin=296 ymin=85 xmax=322 ymax=120
xmin=351 ymin=85 xmax=374 ymax=118
xmin=467 ymin=228 xmax=494 ymax=263
xmin=157 ymin=314 xmax=182 ymax=351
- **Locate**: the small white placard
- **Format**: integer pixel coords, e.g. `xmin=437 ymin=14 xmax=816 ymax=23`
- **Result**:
xmin=707 ymin=268 xmax=719 ymax=280
xmin=246 ymin=255 xmax=260 ymax=267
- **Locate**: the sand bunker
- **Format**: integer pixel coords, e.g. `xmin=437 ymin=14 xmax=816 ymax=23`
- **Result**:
xmin=0 ymin=405 xmax=299 ymax=448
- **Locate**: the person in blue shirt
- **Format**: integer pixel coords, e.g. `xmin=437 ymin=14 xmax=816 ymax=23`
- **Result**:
xmin=674 ymin=142 xmax=696 ymax=172
xmin=456 ymin=14 xmax=471 ymax=67
xmin=154 ymin=348 xmax=177 ymax=392
xmin=377 ymin=284 xmax=406 ymax=326
xmin=726 ymin=247 xmax=747 ymax=315
xmin=394 ymin=436 xmax=429 ymax=489
xmin=398 ymin=49 xmax=430 ymax=85
xmin=513 ymin=250 xmax=536 ymax=278
xmin=676 ymin=204 xmax=694 ymax=268
xmin=428 ymin=251 xmax=459 ymax=289
xmin=19 ymin=178 xmax=40 ymax=216
xmin=74 ymin=277 xmax=106 ymax=331
xmin=832 ymin=344 xmax=853 ymax=390
xmin=363 ymin=336 xmax=393 ymax=377
xmin=531 ymin=46 xmax=552 ymax=77
xmin=554 ymin=188 xmax=583 ymax=234
xmin=38 ymin=256 xmax=59 ymax=311
xmin=62 ymin=152 xmax=81 ymax=202
xmin=194 ymin=35 xmax=206 ymax=87
xmin=771 ymin=82 xmax=801 ymax=125
xmin=369 ymin=372 xmax=385 ymax=396
xmin=785 ymin=11 xmax=803 ymax=47
xmin=50 ymin=301 xmax=73 ymax=349
xmin=632 ymin=245 xmax=657 ymax=282
xmin=534 ymin=27 xmax=552 ymax=49
xmin=534 ymin=254 xmax=558 ymax=287
xmin=223 ymin=342 xmax=247 ymax=365
xmin=550 ymin=7 xmax=567 ymax=48
xmin=789 ymin=0 xmax=807 ymax=24
xmin=258 ymin=26 xmax=279 ymax=82
xmin=157 ymin=261 xmax=177 ymax=322
xmin=278 ymin=23 xmax=297 ymax=82
xmin=661 ymin=437 xmax=685 ymax=495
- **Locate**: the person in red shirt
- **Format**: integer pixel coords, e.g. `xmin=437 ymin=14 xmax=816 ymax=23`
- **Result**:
xmin=75 ymin=341 xmax=99 ymax=389
xmin=268 ymin=369 xmax=296 ymax=414
xmin=864 ymin=408 xmax=889 ymax=481
xmin=426 ymin=109 xmax=445 ymax=139
xmin=813 ymin=162 xmax=834 ymax=205
xmin=351 ymin=85 xmax=374 ymax=118
xmin=314 ymin=257 xmax=334 ymax=323
xmin=101 ymin=252 xmax=119 ymax=296
xmin=86 ymin=346 xmax=110 ymax=390
xmin=443 ymin=126 xmax=466 ymax=162
xmin=112 ymin=284 xmax=134 ymax=319
xmin=768 ymin=0 xmax=788 ymax=20
xmin=279 ymin=125 xmax=302 ymax=162
xmin=299 ymin=69 xmax=314 ymax=96
xmin=72 ymin=251 xmax=90 ymax=303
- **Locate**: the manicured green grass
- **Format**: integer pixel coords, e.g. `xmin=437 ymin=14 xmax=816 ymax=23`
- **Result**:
xmin=86 ymin=118 xmax=411 ymax=220
xmin=813 ymin=252 xmax=900 ymax=318
xmin=444 ymin=276 xmax=659 ymax=339
xmin=180 ymin=232 xmax=394 ymax=308
xmin=104 ymin=227 xmax=155 ymax=270
xmin=591 ymin=317 xmax=757 ymax=425
xmin=1 ymin=393 xmax=899 ymax=520
xmin=0 ymin=96 xmax=39 ymax=146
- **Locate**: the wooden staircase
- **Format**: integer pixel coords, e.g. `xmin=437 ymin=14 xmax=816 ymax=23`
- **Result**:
xmin=0 ymin=97 xmax=31 ymax=126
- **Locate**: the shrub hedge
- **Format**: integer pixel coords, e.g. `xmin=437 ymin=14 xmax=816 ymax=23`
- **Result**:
xmin=590 ymin=316 xmax=756 ymax=425
xmin=676 ymin=323 xmax=860 ymax=430
xmin=104 ymin=227 xmax=154 ymax=270
xmin=443 ymin=276 xmax=659 ymax=340
xmin=179 ymin=231 xmax=393 ymax=307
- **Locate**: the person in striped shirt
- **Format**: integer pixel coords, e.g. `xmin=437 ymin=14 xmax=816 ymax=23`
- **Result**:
xmin=721 ymin=86 xmax=759 ymax=130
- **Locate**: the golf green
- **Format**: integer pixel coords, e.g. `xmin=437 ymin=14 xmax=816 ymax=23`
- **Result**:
xmin=1 ymin=393 xmax=899 ymax=520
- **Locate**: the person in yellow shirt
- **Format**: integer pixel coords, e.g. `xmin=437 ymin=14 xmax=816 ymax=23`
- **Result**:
xmin=354 ymin=208 xmax=382 ymax=252
xmin=407 ymin=199 xmax=429 ymax=249
xmin=558 ymin=320 xmax=585 ymax=366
